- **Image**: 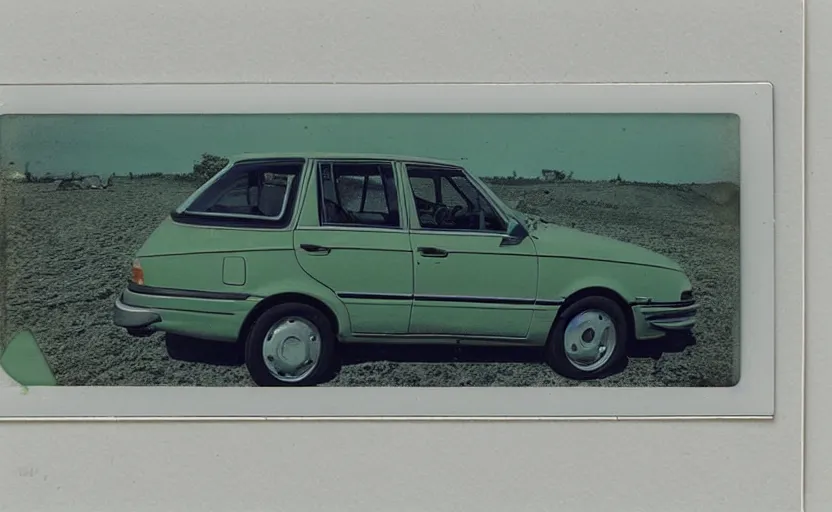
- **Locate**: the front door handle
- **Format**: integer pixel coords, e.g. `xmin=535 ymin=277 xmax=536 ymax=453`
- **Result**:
xmin=417 ymin=246 xmax=448 ymax=258
xmin=300 ymin=243 xmax=331 ymax=255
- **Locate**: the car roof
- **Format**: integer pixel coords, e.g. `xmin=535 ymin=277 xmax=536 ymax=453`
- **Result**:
xmin=228 ymin=152 xmax=465 ymax=168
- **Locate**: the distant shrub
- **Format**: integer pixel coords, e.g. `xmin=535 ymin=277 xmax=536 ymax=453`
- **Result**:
xmin=14 ymin=170 xmax=54 ymax=184
xmin=483 ymin=175 xmax=546 ymax=186
xmin=541 ymin=169 xmax=568 ymax=181
xmin=121 ymin=171 xmax=195 ymax=182
xmin=192 ymin=153 xmax=229 ymax=183
xmin=485 ymin=169 xmax=578 ymax=186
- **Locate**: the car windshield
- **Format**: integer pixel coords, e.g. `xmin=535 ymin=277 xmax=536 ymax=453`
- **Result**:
xmin=177 ymin=159 xmax=304 ymax=220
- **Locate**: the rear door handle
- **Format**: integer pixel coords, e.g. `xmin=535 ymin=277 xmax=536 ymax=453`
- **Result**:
xmin=417 ymin=246 xmax=448 ymax=258
xmin=300 ymin=244 xmax=331 ymax=255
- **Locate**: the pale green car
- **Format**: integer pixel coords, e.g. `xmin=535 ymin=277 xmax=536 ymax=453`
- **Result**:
xmin=113 ymin=153 xmax=697 ymax=386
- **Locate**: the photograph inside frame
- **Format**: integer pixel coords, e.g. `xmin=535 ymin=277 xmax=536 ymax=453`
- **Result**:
xmin=0 ymin=112 xmax=741 ymax=389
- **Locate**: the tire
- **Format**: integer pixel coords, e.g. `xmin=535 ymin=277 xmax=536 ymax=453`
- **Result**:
xmin=545 ymin=296 xmax=629 ymax=380
xmin=244 ymin=302 xmax=338 ymax=386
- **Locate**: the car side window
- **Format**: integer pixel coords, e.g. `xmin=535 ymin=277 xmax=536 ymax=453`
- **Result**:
xmin=184 ymin=160 xmax=302 ymax=222
xmin=317 ymin=161 xmax=401 ymax=229
xmin=208 ymin=175 xmax=250 ymax=211
xmin=406 ymin=165 xmax=507 ymax=233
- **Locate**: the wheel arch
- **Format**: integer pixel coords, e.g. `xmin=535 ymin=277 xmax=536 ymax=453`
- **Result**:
xmin=237 ymin=292 xmax=343 ymax=345
xmin=550 ymin=286 xmax=635 ymax=341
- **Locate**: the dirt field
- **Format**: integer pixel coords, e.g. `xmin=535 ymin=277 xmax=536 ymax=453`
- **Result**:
xmin=0 ymin=176 xmax=740 ymax=387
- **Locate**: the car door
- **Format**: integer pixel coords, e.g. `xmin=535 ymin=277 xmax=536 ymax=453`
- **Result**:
xmin=401 ymin=162 xmax=539 ymax=339
xmin=293 ymin=158 xmax=414 ymax=335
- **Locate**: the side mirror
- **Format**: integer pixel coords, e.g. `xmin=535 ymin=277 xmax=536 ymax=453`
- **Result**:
xmin=500 ymin=219 xmax=529 ymax=246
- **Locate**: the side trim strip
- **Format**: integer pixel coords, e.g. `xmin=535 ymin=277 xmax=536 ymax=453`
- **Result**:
xmin=535 ymin=299 xmax=565 ymax=306
xmin=349 ymin=333 xmax=528 ymax=341
xmin=337 ymin=292 xmax=412 ymax=301
xmin=138 ymin=304 xmax=237 ymax=316
xmin=336 ymin=291 xmax=564 ymax=306
xmin=127 ymin=282 xmax=251 ymax=301
xmin=416 ymin=294 xmax=535 ymax=305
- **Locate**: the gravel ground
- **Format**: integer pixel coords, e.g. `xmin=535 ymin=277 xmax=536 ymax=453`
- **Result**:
xmin=0 ymin=176 xmax=740 ymax=387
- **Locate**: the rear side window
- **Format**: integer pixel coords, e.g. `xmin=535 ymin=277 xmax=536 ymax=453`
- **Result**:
xmin=174 ymin=159 xmax=304 ymax=228
xmin=317 ymin=161 xmax=400 ymax=229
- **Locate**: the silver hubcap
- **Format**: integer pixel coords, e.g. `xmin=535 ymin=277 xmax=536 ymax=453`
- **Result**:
xmin=563 ymin=309 xmax=617 ymax=372
xmin=262 ymin=316 xmax=322 ymax=383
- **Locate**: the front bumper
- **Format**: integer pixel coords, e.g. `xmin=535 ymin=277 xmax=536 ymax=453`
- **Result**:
xmin=632 ymin=302 xmax=698 ymax=340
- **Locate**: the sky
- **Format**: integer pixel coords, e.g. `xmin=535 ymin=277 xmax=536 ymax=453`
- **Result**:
xmin=0 ymin=113 xmax=740 ymax=184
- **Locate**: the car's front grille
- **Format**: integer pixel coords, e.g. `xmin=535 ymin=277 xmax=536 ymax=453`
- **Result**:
xmin=680 ymin=290 xmax=694 ymax=302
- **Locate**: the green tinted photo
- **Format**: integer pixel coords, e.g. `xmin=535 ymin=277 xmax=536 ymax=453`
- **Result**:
xmin=0 ymin=113 xmax=740 ymax=387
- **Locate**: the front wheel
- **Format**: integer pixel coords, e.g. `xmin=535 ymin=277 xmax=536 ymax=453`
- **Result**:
xmin=244 ymin=302 xmax=338 ymax=386
xmin=545 ymin=296 xmax=629 ymax=380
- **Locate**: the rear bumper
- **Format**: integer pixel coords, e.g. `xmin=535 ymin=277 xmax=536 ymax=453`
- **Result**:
xmin=111 ymin=284 xmax=257 ymax=342
xmin=632 ymin=302 xmax=698 ymax=340
xmin=113 ymin=294 xmax=162 ymax=330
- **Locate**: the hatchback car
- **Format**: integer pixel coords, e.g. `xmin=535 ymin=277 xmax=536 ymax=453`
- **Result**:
xmin=113 ymin=152 xmax=697 ymax=386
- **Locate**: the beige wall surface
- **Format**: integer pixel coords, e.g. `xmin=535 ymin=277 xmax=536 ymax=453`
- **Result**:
xmin=0 ymin=1 xmax=805 ymax=511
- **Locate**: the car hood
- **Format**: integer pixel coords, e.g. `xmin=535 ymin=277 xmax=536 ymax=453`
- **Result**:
xmin=524 ymin=217 xmax=683 ymax=272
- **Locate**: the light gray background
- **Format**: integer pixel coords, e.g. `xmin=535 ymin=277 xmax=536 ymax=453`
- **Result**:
xmin=0 ymin=1 xmax=805 ymax=511
xmin=805 ymin=1 xmax=828 ymax=510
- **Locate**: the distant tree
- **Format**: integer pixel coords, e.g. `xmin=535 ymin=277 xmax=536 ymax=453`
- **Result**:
xmin=193 ymin=153 xmax=230 ymax=183
xmin=541 ymin=169 xmax=567 ymax=181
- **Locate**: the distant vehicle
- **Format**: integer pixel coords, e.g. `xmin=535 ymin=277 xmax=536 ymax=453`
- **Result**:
xmin=113 ymin=153 xmax=697 ymax=386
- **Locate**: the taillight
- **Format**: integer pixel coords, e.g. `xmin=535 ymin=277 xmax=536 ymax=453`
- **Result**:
xmin=131 ymin=259 xmax=144 ymax=285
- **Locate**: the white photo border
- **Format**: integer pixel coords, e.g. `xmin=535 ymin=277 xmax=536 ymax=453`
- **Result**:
xmin=0 ymin=82 xmax=775 ymax=419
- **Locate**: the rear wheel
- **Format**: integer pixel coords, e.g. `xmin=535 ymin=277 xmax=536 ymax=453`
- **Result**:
xmin=244 ymin=302 xmax=337 ymax=386
xmin=545 ymin=296 xmax=629 ymax=380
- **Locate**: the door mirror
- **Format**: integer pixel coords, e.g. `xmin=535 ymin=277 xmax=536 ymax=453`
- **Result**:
xmin=500 ymin=218 xmax=529 ymax=246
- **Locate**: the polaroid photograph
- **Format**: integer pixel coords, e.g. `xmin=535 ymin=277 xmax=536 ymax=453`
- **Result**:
xmin=0 ymin=82 xmax=773 ymax=418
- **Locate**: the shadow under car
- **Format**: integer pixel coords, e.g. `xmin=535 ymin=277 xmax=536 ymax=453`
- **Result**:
xmin=163 ymin=331 xmax=697 ymax=380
